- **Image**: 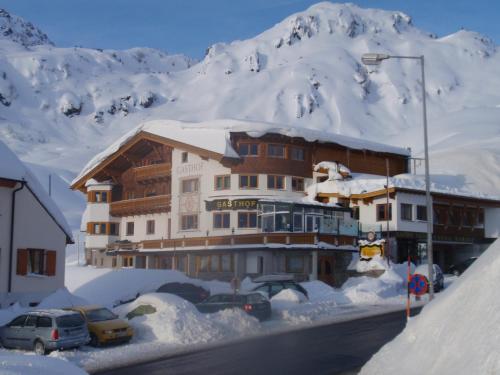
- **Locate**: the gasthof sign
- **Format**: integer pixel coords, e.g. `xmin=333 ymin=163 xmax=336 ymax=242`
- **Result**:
xmin=205 ymin=199 xmax=258 ymax=211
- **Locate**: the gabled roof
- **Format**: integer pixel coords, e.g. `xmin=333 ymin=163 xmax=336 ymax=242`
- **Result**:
xmin=0 ymin=140 xmax=73 ymax=243
xmin=71 ymin=119 xmax=411 ymax=190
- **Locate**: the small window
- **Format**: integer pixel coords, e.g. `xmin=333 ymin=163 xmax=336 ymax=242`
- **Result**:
xmin=123 ymin=256 xmax=134 ymax=267
xmin=8 ymin=315 xmax=27 ymax=327
xmin=145 ymin=189 xmax=157 ymax=197
xmin=109 ymin=223 xmax=119 ymax=236
xmin=213 ymin=212 xmax=231 ymax=229
xmin=181 ymin=152 xmax=188 ymax=163
xmin=181 ymin=214 xmax=198 ymax=230
xmin=401 ymin=204 xmax=413 ymax=221
xmin=267 ymin=144 xmax=285 ymax=158
xmin=37 ymin=316 xmax=53 ymax=328
xmin=127 ymin=191 xmax=135 ymax=200
xmin=291 ymin=147 xmax=304 ymax=161
xmin=112 ymin=257 xmax=117 ymax=268
xmin=352 ymin=206 xmax=360 ymax=220
xmin=286 ymin=256 xmax=305 ymax=273
xmin=376 ymin=204 xmax=392 ymax=221
xmin=95 ymin=192 xmax=102 ymax=202
xmin=267 ymin=175 xmax=285 ymax=190
xmin=25 ymin=315 xmax=37 ymax=327
xmin=210 ymin=255 xmax=219 ymax=272
xmin=221 ymin=255 xmax=232 ymax=272
xmin=126 ymin=222 xmax=134 ymax=236
xmin=238 ymin=212 xmax=257 ymax=228
xmin=199 ymin=255 xmax=209 ymax=272
xmin=416 ymin=205 xmax=427 ymax=221
xmin=146 ymin=220 xmax=155 ymax=235
xmin=28 ymin=249 xmax=45 ymax=275
xmin=239 ymin=175 xmax=258 ymax=189
xmin=215 ymin=175 xmax=231 ymax=190
xmin=239 ymin=143 xmax=259 ymax=156
xmin=477 ymin=208 xmax=484 ymax=225
xmin=291 ymin=177 xmax=304 ymax=192
xmin=182 ymin=178 xmax=199 ymax=193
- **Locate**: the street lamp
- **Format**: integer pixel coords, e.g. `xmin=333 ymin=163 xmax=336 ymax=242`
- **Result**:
xmin=361 ymin=53 xmax=434 ymax=300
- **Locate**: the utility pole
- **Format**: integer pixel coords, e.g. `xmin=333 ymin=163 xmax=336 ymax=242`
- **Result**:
xmin=385 ymin=158 xmax=390 ymax=267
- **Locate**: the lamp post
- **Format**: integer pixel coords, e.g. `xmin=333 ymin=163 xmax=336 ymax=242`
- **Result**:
xmin=361 ymin=53 xmax=434 ymax=300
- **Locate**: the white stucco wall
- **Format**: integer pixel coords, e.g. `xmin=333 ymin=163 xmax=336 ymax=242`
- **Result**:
xmin=395 ymin=192 xmax=431 ymax=233
xmin=0 ymin=184 xmax=67 ymax=306
xmin=485 ymin=207 xmax=500 ymax=238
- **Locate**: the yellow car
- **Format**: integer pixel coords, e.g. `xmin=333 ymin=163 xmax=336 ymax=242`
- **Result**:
xmin=68 ymin=305 xmax=133 ymax=346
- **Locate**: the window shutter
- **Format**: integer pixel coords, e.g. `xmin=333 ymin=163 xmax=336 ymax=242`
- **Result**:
xmin=16 ymin=249 xmax=28 ymax=275
xmin=87 ymin=192 xmax=94 ymax=202
xmin=87 ymin=222 xmax=93 ymax=234
xmin=46 ymin=251 xmax=57 ymax=276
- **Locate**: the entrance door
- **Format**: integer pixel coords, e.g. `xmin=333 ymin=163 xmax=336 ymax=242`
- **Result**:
xmin=318 ymin=256 xmax=335 ymax=285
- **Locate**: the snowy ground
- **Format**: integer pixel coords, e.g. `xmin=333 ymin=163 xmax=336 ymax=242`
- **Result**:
xmin=0 ymin=258 xmax=449 ymax=374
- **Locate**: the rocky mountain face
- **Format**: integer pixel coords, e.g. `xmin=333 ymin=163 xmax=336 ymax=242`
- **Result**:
xmin=1 ymin=2 xmax=499 ymax=230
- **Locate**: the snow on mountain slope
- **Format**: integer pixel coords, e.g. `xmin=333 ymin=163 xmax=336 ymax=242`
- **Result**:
xmin=0 ymin=3 xmax=499 ymax=234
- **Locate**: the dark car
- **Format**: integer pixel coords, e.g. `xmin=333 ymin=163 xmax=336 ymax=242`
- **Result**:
xmin=448 ymin=257 xmax=477 ymax=276
xmin=156 ymin=282 xmax=210 ymax=304
xmin=0 ymin=310 xmax=89 ymax=355
xmin=251 ymin=279 xmax=308 ymax=299
xmin=414 ymin=264 xmax=445 ymax=293
xmin=196 ymin=293 xmax=271 ymax=321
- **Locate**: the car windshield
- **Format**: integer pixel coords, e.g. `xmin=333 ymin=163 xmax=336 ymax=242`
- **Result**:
xmin=56 ymin=314 xmax=85 ymax=328
xmin=86 ymin=308 xmax=117 ymax=322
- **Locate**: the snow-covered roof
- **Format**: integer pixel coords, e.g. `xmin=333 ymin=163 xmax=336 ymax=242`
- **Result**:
xmin=0 ymin=140 xmax=73 ymax=242
xmin=72 ymin=119 xmax=410 ymax=186
xmin=310 ymin=173 xmax=500 ymax=202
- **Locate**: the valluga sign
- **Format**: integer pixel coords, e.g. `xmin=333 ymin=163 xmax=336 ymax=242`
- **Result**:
xmin=205 ymin=199 xmax=258 ymax=211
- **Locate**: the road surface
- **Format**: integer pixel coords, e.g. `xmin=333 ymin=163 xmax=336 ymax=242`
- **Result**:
xmin=97 ymin=308 xmax=420 ymax=375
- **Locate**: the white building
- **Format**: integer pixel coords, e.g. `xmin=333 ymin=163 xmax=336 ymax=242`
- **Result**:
xmin=309 ymin=172 xmax=500 ymax=269
xmin=71 ymin=119 xmax=412 ymax=285
xmin=0 ymin=141 xmax=73 ymax=308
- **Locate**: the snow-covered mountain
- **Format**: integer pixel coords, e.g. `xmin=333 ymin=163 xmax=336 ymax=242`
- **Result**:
xmin=1 ymin=2 xmax=499 ymax=231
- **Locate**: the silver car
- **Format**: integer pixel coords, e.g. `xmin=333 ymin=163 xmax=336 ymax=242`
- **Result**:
xmin=0 ymin=309 xmax=90 ymax=355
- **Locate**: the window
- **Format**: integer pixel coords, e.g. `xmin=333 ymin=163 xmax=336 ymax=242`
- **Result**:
xmin=239 ymin=143 xmax=258 ymax=156
xmin=291 ymin=177 xmax=304 ymax=192
xmin=145 ymin=189 xmax=157 ymax=197
xmin=291 ymin=147 xmax=304 ymax=161
xmin=93 ymin=223 xmax=106 ymax=235
xmin=268 ymin=175 xmax=285 ymax=190
xmin=213 ymin=212 xmax=230 ymax=229
xmin=112 ymin=257 xmax=117 ymax=268
xmin=221 ymin=255 xmax=232 ymax=272
xmin=238 ymin=212 xmax=257 ymax=228
xmin=316 ymin=176 xmax=328 ymax=183
xmin=267 ymin=144 xmax=285 ymax=158
xmin=401 ymin=204 xmax=413 ymax=221
xmin=215 ymin=175 xmax=231 ymax=190
xmin=28 ymin=249 xmax=45 ymax=275
xmin=123 ymin=256 xmax=134 ymax=267
xmin=376 ymin=204 xmax=392 ymax=221
xmin=181 ymin=214 xmax=198 ymax=230
xmin=109 ymin=223 xmax=119 ymax=236
xmin=181 ymin=152 xmax=188 ymax=163
xmin=239 ymin=175 xmax=258 ymax=189
xmin=126 ymin=222 xmax=134 ymax=236
xmin=8 ymin=315 xmax=27 ymax=327
xmin=126 ymin=191 xmax=135 ymax=200
xmin=146 ymin=220 xmax=155 ymax=235
xmin=182 ymin=178 xmax=199 ymax=193
xmin=477 ymin=208 xmax=484 ymax=225
xmin=352 ymin=206 xmax=360 ymax=220
xmin=25 ymin=315 xmax=37 ymax=327
xmin=293 ymin=213 xmax=303 ymax=232
xmin=416 ymin=205 xmax=427 ymax=221
xmin=197 ymin=255 xmax=233 ymax=273
xmin=199 ymin=255 xmax=209 ymax=272
xmin=37 ymin=316 xmax=52 ymax=328
xmin=286 ymin=256 xmax=305 ymax=273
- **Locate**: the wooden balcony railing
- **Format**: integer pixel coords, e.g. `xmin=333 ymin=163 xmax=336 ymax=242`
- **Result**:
xmin=110 ymin=195 xmax=171 ymax=217
xmin=107 ymin=232 xmax=356 ymax=252
xmin=134 ymin=162 xmax=171 ymax=184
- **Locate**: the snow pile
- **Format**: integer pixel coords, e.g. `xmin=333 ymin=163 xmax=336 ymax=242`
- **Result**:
xmin=361 ymin=239 xmax=500 ymax=375
xmin=36 ymin=287 xmax=89 ymax=309
xmin=342 ymin=267 xmax=407 ymax=305
xmin=0 ymin=351 xmax=87 ymax=375
xmin=0 ymin=303 xmax=24 ymax=326
xmin=356 ymin=255 xmax=388 ymax=273
xmin=270 ymin=289 xmax=308 ymax=311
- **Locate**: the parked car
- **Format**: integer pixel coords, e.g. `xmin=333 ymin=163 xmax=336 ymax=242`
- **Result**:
xmin=414 ymin=264 xmax=445 ymax=293
xmin=67 ymin=305 xmax=133 ymax=346
xmin=0 ymin=310 xmax=89 ymax=355
xmin=156 ymin=282 xmax=210 ymax=304
xmin=447 ymin=257 xmax=477 ymax=276
xmin=251 ymin=276 xmax=308 ymax=299
xmin=196 ymin=293 xmax=272 ymax=321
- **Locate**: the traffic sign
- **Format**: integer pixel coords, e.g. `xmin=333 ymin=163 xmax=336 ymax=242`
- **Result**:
xmin=409 ymin=274 xmax=428 ymax=296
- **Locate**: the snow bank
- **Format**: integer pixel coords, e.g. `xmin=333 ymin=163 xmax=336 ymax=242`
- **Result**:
xmin=270 ymin=289 xmax=307 ymax=311
xmin=0 ymin=351 xmax=87 ymax=375
xmin=36 ymin=287 xmax=89 ymax=309
xmin=361 ymin=239 xmax=500 ymax=375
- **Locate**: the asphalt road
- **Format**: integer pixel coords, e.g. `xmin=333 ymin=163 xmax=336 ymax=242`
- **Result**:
xmin=97 ymin=308 xmax=421 ymax=375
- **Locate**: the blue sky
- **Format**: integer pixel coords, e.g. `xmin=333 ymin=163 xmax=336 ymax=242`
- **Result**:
xmin=0 ymin=0 xmax=498 ymax=59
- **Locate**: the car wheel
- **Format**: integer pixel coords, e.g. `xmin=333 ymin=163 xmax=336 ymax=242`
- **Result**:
xmin=89 ymin=334 xmax=100 ymax=347
xmin=34 ymin=340 xmax=47 ymax=355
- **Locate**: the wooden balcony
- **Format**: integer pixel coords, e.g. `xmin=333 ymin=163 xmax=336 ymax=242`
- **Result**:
xmin=134 ymin=162 xmax=171 ymax=184
xmin=110 ymin=195 xmax=171 ymax=217
xmin=107 ymin=232 xmax=356 ymax=252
